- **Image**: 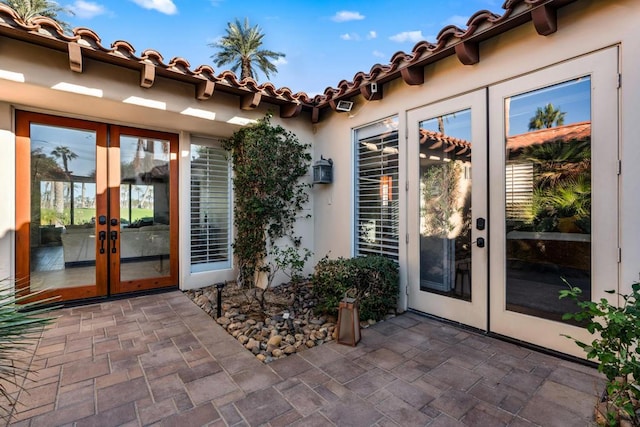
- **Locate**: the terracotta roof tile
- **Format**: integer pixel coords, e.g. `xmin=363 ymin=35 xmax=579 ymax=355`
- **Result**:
xmin=315 ymin=0 xmax=576 ymax=108
xmin=506 ymin=121 xmax=591 ymax=149
xmin=0 ymin=4 xmax=313 ymax=109
xmin=0 ymin=0 xmax=578 ymax=117
xmin=420 ymin=129 xmax=472 ymax=156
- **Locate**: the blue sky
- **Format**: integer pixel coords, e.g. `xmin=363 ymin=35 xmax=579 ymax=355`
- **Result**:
xmin=60 ymin=0 xmax=503 ymax=96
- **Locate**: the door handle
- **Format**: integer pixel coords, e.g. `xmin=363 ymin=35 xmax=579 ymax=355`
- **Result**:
xmin=110 ymin=231 xmax=118 ymax=253
xmin=99 ymin=231 xmax=106 ymax=254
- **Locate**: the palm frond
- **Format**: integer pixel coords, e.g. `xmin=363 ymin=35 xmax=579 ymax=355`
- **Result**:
xmin=210 ymin=17 xmax=285 ymax=81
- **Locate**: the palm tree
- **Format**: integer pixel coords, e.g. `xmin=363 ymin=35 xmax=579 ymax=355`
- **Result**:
xmin=528 ymin=103 xmax=567 ymax=130
xmin=210 ymin=18 xmax=285 ymax=81
xmin=0 ymin=0 xmax=73 ymax=32
xmin=51 ymin=145 xmax=77 ymax=222
xmin=51 ymin=145 xmax=77 ymax=174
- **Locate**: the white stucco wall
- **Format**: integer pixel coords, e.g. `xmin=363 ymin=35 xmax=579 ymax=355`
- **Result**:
xmin=312 ymin=0 xmax=640 ymax=307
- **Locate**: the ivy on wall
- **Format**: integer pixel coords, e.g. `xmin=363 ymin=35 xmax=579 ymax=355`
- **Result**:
xmin=222 ymin=114 xmax=311 ymax=290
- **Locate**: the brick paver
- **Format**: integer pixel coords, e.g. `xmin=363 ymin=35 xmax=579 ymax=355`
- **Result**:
xmin=7 ymin=291 xmax=605 ymax=426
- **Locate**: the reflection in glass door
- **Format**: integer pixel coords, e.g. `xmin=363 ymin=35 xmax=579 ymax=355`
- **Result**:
xmin=118 ymin=135 xmax=172 ymax=283
xmin=16 ymin=112 xmax=107 ymax=301
xmin=16 ymin=113 xmax=178 ymax=302
xmin=109 ymin=127 xmax=178 ymax=295
xmin=419 ymin=109 xmax=473 ymax=300
xmin=489 ymin=47 xmax=619 ymax=357
xmin=504 ymin=77 xmax=592 ymax=321
xmin=407 ymin=89 xmax=488 ymax=329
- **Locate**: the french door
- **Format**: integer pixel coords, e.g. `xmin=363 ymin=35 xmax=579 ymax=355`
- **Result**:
xmin=16 ymin=112 xmax=178 ymax=302
xmin=407 ymin=89 xmax=488 ymax=329
xmin=407 ymin=48 xmax=619 ymax=357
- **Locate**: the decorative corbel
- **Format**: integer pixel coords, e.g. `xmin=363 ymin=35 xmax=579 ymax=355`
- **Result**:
xmin=196 ymin=79 xmax=215 ymax=100
xmin=280 ymin=103 xmax=302 ymax=119
xmin=360 ymin=82 xmax=383 ymax=101
xmin=241 ymin=92 xmax=261 ymax=110
xmin=455 ymin=41 xmax=479 ymax=65
xmin=531 ymin=4 xmax=557 ymax=36
xmin=68 ymin=43 xmax=83 ymax=73
xmin=140 ymin=62 xmax=155 ymax=88
xmin=400 ymin=66 xmax=424 ymax=86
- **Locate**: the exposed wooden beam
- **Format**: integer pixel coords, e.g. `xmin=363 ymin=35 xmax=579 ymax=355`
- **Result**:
xmin=360 ymin=83 xmax=383 ymax=101
xmin=241 ymin=92 xmax=261 ymax=110
xmin=140 ymin=62 xmax=155 ymax=88
xmin=280 ymin=103 xmax=302 ymax=118
xmin=400 ymin=66 xmax=424 ymax=86
xmin=196 ymin=79 xmax=214 ymax=100
xmin=311 ymin=107 xmax=320 ymax=124
xmin=532 ymin=4 xmax=557 ymax=36
xmin=68 ymin=43 xmax=82 ymax=73
xmin=455 ymin=41 xmax=479 ymax=65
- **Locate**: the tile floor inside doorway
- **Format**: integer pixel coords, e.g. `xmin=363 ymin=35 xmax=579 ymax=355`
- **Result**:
xmin=9 ymin=291 xmax=604 ymax=426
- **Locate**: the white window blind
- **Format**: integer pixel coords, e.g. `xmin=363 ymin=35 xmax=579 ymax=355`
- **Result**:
xmin=505 ymin=162 xmax=534 ymax=222
xmin=355 ymin=119 xmax=400 ymax=260
xmin=190 ymin=143 xmax=231 ymax=272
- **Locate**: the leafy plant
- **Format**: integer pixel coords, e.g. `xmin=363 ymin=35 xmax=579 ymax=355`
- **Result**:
xmin=533 ymin=176 xmax=591 ymax=219
xmin=222 ymin=114 xmax=311 ymax=296
xmin=420 ymin=162 xmax=461 ymax=238
xmin=0 ymin=279 xmax=59 ymax=423
xmin=312 ymin=255 xmax=399 ymax=322
xmin=559 ymin=283 xmax=640 ymax=426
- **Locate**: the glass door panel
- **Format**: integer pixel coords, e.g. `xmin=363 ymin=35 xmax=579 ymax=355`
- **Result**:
xmin=110 ymin=127 xmax=178 ymax=294
xmin=16 ymin=112 xmax=108 ymax=301
xmin=407 ymin=89 xmax=488 ymax=329
xmin=119 ymin=136 xmax=171 ymax=282
xmin=488 ymin=47 xmax=619 ymax=357
xmin=504 ymin=77 xmax=592 ymax=321
xmin=419 ymin=109 xmax=473 ymax=300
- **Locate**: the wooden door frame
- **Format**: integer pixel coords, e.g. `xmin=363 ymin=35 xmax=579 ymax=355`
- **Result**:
xmin=15 ymin=111 xmax=108 ymax=301
xmin=110 ymin=126 xmax=179 ymax=294
xmin=15 ymin=111 xmax=179 ymax=301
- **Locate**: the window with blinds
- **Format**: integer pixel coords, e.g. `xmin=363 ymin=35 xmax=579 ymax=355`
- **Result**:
xmin=190 ymin=142 xmax=231 ymax=272
xmin=354 ymin=117 xmax=400 ymax=260
xmin=505 ymin=162 xmax=534 ymax=222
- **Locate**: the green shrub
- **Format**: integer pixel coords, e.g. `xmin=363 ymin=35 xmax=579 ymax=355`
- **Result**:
xmin=312 ymin=255 xmax=399 ymax=321
xmin=560 ymin=283 xmax=640 ymax=425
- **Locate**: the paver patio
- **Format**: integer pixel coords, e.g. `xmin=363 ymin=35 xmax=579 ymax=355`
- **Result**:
xmin=8 ymin=291 xmax=604 ymax=426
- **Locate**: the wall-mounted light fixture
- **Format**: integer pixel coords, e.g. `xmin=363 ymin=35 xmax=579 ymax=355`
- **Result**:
xmin=313 ymin=156 xmax=333 ymax=184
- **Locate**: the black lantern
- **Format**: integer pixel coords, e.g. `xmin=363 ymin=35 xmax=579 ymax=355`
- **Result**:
xmin=313 ymin=156 xmax=333 ymax=184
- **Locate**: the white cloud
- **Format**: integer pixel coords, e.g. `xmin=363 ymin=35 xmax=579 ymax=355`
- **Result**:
xmin=367 ymin=30 xmax=377 ymax=39
xmin=445 ymin=15 xmax=469 ymax=28
xmin=340 ymin=33 xmax=360 ymax=41
xmin=372 ymin=50 xmax=385 ymax=58
xmin=389 ymin=30 xmax=424 ymax=43
xmin=131 ymin=0 xmax=177 ymax=15
xmin=272 ymin=57 xmax=288 ymax=66
xmin=331 ymin=11 xmax=364 ymax=22
xmin=70 ymin=0 xmax=106 ymax=18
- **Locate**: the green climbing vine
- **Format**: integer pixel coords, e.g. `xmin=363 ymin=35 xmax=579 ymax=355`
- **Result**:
xmin=222 ymin=114 xmax=312 ymax=296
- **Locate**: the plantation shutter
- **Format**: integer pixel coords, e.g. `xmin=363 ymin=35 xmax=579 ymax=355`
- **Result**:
xmin=505 ymin=162 xmax=534 ymax=222
xmin=190 ymin=142 xmax=231 ymax=272
xmin=355 ymin=118 xmax=400 ymax=261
